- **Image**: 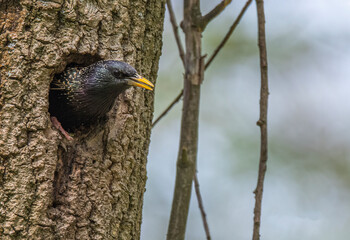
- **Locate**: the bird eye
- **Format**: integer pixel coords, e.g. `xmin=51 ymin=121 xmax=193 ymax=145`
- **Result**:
xmin=113 ymin=71 xmax=125 ymax=79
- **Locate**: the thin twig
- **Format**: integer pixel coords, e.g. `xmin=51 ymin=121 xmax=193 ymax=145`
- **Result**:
xmin=153 ymin=1 xmax=252 ymax=128
xmin=167 ymin=0 xmax=186 ymax=65
xmin=194 ymin=172 xmax=211 ymax=240
xmin=200 ymin=0 xmax=232 ymax=30
xmin=205 ymin=0 xmax=253 ymax=70
xmin=152 ymin=90 xmax=183 ymax=128
xmin=252 ymin=0 xmax=269 ymax=239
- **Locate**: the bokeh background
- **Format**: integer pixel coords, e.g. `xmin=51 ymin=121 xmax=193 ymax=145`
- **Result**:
xmin=142 ymin=0 xmax=350 ymax=239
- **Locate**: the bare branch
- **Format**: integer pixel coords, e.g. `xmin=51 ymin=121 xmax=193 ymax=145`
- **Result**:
xmin=205 ymin=0 xmax=253 ymax=70
xmin=194 ymin=172 xmax=211 ymax=240
xmin=200 ymin=0 xmax=233 ymax=30
xmin=252 ymin=0 xmax=269 ymax=239
xmin=152 ymin=90 xmax=183 ymax=128
xmin=167 ymin=0 xmax=186 ymax=65
xmin=154 ymin=0 xmax=252 ymax=127
xmin=167 ymin=0 xmax=202 ymax=238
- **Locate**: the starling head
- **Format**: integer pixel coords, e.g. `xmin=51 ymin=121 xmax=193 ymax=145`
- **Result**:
xmin=89 ymin=60 xmax=154 ymax=92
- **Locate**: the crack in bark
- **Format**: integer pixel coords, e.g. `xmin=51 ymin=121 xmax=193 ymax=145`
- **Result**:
xmin=52 ymin=145 xmax=75 ymax=206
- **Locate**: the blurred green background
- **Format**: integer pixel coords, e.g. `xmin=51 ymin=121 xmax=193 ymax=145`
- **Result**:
xmin=142 ymin=0 xmax=350 ymax=239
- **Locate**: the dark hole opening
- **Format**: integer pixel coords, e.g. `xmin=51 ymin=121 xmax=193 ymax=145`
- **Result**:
xmin=49 ymin=54 xmax=103 ymax=133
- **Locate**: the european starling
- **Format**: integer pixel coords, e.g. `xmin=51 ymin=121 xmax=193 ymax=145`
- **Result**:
xmin=49 ymin=60 xmax=154 ymax=140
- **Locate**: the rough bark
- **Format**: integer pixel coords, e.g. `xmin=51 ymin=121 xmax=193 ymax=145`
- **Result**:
xmin=0 ymin=0 xmax=165 ymax=239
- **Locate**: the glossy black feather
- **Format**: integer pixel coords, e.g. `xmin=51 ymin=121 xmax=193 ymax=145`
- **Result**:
xmin=49 ymin=60 xmax=138 ymax=130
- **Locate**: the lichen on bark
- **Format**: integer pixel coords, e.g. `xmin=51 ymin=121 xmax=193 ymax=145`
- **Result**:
xmin=0 ymin=0 xmax=165 ymax=239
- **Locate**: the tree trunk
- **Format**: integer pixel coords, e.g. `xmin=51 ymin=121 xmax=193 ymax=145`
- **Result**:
xmin=0 ymin=0 xmax=164 ymax=239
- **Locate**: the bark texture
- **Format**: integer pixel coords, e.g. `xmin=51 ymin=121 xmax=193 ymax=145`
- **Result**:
xmin=0 ymin=0 xmax=165 ymax=239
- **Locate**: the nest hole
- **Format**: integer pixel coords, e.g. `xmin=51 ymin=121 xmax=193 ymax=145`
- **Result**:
xmin=49 ymin=54 xmax=103 ymax=133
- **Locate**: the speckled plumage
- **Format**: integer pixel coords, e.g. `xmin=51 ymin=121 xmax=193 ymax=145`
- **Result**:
xmin=49 ymin=60 xmax=153 ymax=131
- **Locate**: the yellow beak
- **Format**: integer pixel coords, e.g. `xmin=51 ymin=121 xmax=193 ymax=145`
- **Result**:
xmin=128 ymin=74 xmax=154 ymax=91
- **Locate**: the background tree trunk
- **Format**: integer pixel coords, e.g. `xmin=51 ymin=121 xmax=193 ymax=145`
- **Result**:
xmin=0 ymin=0 xmax=164 ymax=239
